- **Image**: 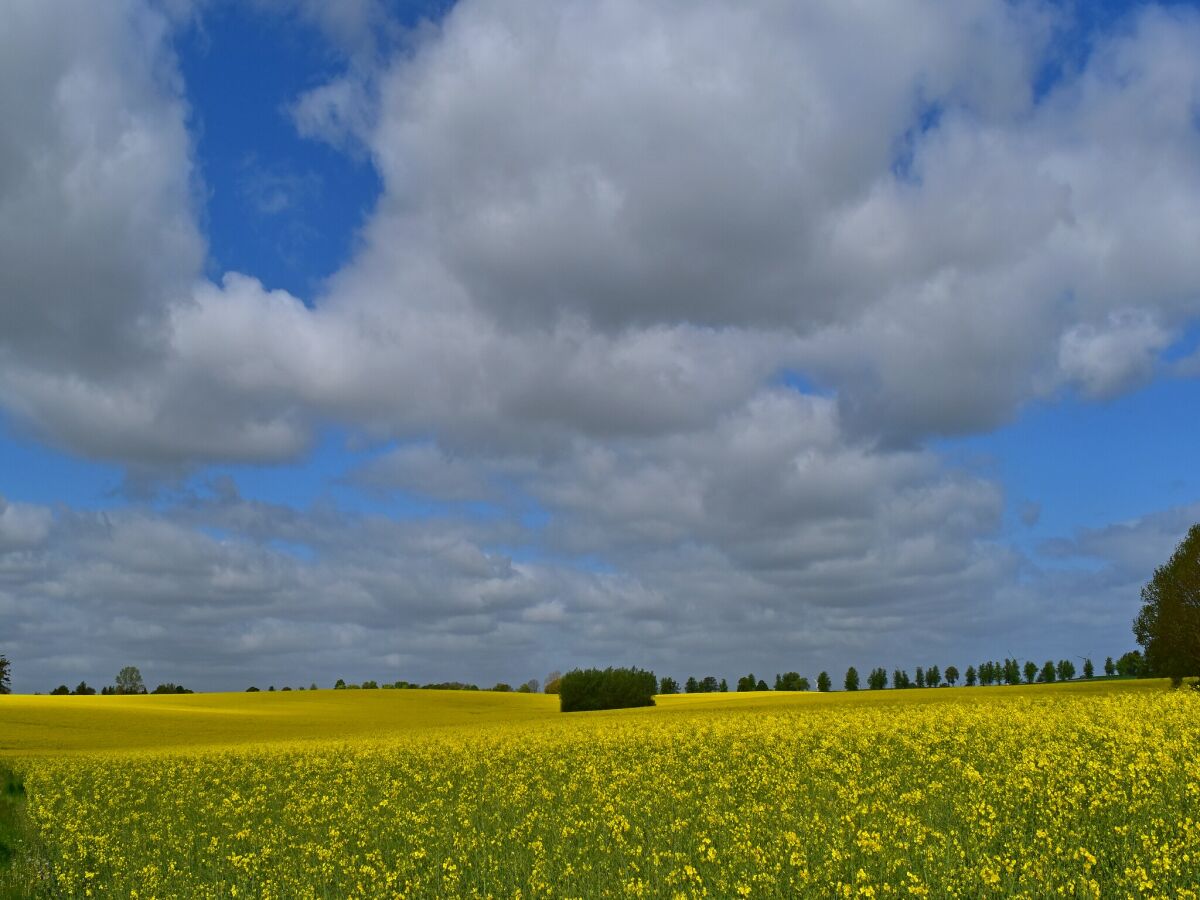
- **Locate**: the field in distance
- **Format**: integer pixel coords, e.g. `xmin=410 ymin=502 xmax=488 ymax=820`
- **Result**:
xmin=1 ymin=680 xmax=1197 ymax=896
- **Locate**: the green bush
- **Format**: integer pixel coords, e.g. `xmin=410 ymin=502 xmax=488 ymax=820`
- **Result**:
xmin=559 ymin=667 xmax=656 ymax=712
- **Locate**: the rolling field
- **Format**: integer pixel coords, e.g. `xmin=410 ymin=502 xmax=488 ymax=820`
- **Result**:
xmin=1 ymin=681 xmax=1197 ymax=897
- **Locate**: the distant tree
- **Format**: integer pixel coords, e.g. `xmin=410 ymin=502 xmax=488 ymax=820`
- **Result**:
xmin=844 ymin=667 xmax=860 ymax=692
xmin=915 ymin=667 xmax=926 ymax=689
xmin=737 ymin=673 xmax=757 ymax=692
xmin=1056 ymin=660 xmax=1076 ymax=682
xmin=817 ymin=671 xmax=831 ymax=692
xmin=491 ymin=683 xmax=513 ymax=692
xmin=73 ymin=681 xmax=95 ymax=696
xmin=978 ymin=662 xmax=991 ymax=686
xmin=755 ymin=678 xmax=768 ymax=691
xmin=1134 ymin=524 xmax=1200 ymax=685
xmin=152 ymin=683 xmax=193 ymax=694
xmin=0 ymin=655 xmax=10 ymax=694
xmin=520 ymin=679 xmax=539 ymax=694
xmin=944 ymin=665 xmax=959 ymax=687
xmin=867 ymin=667 xmax=887 ymax=690
xmin=246 ymin=686 xmax=260 ymax=692
xmin=1104 ymin=656 xmax=1115 ymax=677
xmin=115 ymin=666 xmax=146 ymax=696
xmin=559 ymin=667 xmax=656 ymax=713
xmin=100 ymin=686 xmax=115 ymax=695
xmin=658 ymin=676 xmax=679 ymax=695
xmin=1004 ymin=659 xmax=1022 ymax=685
xmin=50 ymin=684 xmax=70 ymax=695
xmin=268 ymin=685 xmax=276 ymax=692
xmin=965 ymin=665 xmax=977 ymax=687
xmin=310 ymin=683 xmax=318 ymax=691
xmin=282 ymin=686 xmax=292 ymax=691
xmin=1038 ymin=660 xmax=1056 ymax=683
xmin=699 ymin=675 xmax=720 ymax=693
xmin=719 ymin=678 xmax=729 ymax=692
xmin=334 ymin=679 xmax=347 ymax=690
xmin=1023 ymin=660 xmax=1037 ymax=684
xmin=685 ymin=676 xmax=699 ymax=693
xmin=545 ymin=672 xmax=563 ymax=694
xmin=927 ymin=665 xmax=941 ymax=688
xmin=1083 ymin=658 xmax=1094 ymax=679
xmin=775 ymin=672 xmax=807 ymax=691
xmin=1116 ymin=650 xmax=1145 ymax=677
xmin=892 ymin=669 xmax=909 ymax=690
xmin=362 ymin=680 xmax=379 ymax=690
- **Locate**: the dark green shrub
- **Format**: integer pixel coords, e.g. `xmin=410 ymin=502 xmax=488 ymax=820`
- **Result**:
xmin=559 ymin=666 xmax=656 ymax=712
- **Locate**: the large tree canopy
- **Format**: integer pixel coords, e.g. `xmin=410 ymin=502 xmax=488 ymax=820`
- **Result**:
xmin=1134 ymin=524 xmax=1200 ymax=685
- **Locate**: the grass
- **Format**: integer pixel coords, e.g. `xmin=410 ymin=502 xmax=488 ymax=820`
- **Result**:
xmin=0 ymin=763 xmax=42 ymax=897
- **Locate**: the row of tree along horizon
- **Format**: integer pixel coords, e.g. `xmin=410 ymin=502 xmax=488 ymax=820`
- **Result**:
xmin=662 ymin=651 xmax=1147 ymax=694
xmin=1 ymin=650 xmax=1151 ymax=698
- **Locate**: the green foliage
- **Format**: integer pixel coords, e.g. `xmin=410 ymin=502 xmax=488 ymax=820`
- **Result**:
xmin=843 ymin=667 xmax=859 ymax=692
xmin=0 ymin=655 xmax=10 ymax=695
xmin=1056 ymin=660 xmax=1075 ymax=682
xmin=1039 ymin=660 xmax=1056 ymax=683
xmin=915 ymin=667 xmax=926 ymax=689
xmin=893 ymin=669 xmax=911 ymax=689
xmin=867 ymin=668 xmax=888 ymax=690
xmin=816 ymin=671 xmax=831 ymax=692
xmin=545 ymin=672 xmax=563 ymax=694
xmin=658 ymin=676 xmax=679 ymax=695
xmin=964 ymin=666 xmax=976 ymax=687
xmin=1083 ymin=658 xmax=1094 ymax=679
xmin=736 ymin=673 xmax=758 ymax=692
xmin=50 ymin=685 xmax=70 ymax=696
xmin=558 ymin=667 xmax=657 ymax=713
xmin=246 ymin=686 xmax=260 ymax=692
xmin=1134 ymin=523 xmax=1200 ymax=685
xmin=1104 ymin=656 xmax=1115 ymax=676
xmin=1023 ymin=660 xmax=1038 ymax=684
xmin=926 ymin=666 xmax=941 ymax=688
xmin=685 ymin=676 xmax=699 ymax=693
xmin=115 ymin=666 xmax=145 ymax=695
xmin=0 ymin=765 xmax=30 ymax=877
xmin=774 ymin=672 xmax=808 ymax=691
xmin=944 ymin=665 xmax=959 ymax=686
xmin=1004 ymin=659 xmax=1022 ymax=686
xmin=151 ymin=684 xmax=193 ymax=694
xmin=1116 ymin=651 xmax=1145 ymax=678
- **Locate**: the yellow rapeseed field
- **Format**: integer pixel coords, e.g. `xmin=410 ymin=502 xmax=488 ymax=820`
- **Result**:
xmin=1 ymin=681 xmax=1198 ymax=897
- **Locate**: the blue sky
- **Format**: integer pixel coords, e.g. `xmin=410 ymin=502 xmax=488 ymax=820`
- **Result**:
xmin=2 ymin=0 xmax=1199 ymax=691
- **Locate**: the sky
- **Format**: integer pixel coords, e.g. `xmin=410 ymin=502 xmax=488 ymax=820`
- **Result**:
xmin=2 ymin=0 xmax=1200 ymax=693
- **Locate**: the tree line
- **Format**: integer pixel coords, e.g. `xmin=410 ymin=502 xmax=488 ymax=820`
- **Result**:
xmin=652 ymin=653 xmax=1150 ymax=697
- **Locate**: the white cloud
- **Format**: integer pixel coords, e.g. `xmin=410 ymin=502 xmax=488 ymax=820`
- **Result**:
xmin=0 ymin=497 xmax=53 ymax=551
xmin=1 ymin=1 xmax=1199 ymax=688
xmin=1058 ymin=311 xmax=1171 ymax=399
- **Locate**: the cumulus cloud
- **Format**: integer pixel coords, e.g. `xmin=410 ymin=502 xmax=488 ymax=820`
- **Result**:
xmin=1057 ymin=311 xmax=1171 ymax=399
xmin=2 ymin=1 xmax=1199 ymax=688
xmin=0 ymin=497 xmax=53 ymax=551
